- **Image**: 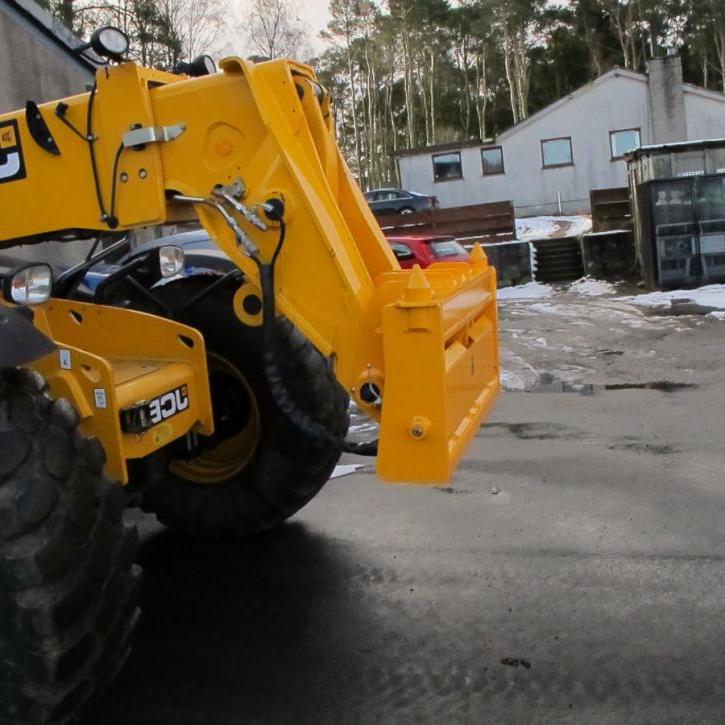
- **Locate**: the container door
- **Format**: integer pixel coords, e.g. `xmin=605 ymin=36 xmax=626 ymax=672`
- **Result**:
xmin=650 ymin=178 xmax=698 ymax=288
xmin=693 ymin=176 xmax=725 ymax=284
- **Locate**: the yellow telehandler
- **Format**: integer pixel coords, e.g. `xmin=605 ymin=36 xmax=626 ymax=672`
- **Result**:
xmin=0 ymin=27 xmax=498 ymax=722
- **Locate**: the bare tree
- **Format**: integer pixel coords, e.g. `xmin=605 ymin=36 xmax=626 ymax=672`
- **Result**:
xmin=165 ymin=0 xmax=228 ymax=59
xmin=55 ymin=1 xmax=227 ymax=65
xmin=243 ymin=0 xmax=310 ymax=59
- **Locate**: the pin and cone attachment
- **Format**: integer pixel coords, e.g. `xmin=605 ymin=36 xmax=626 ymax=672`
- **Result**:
xmin=403 ymin=264 xmax=434 ymax=305
xmin=469 ymin=243 xmax=488 ymax=269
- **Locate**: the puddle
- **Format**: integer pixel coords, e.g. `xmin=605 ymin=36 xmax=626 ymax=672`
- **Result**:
xmin=604 ymin=381 xmax=697 ymax=393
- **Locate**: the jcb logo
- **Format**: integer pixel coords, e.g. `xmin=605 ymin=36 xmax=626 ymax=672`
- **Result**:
xmin=0 ymin=120 xmax=25 ymax=184
xmin=149 ymin=385 xmax=190 ymax=425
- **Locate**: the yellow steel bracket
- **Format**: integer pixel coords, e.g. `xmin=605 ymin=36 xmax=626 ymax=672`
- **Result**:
xmin=373 ymin=247 xmax=499 ymax=483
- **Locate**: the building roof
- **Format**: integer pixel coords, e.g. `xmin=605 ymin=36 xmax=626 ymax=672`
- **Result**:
xmin=1 ymin=0 xmax=97 ymax=72
xmin=496 ymin=67 xmax=646 ymax=142
xmin=627 ymin=137 xmax=725 ymax=159
xmin=395 ymin=137 xmax=494 ymax=159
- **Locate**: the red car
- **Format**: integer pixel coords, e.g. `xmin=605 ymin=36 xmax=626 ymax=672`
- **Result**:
xmin=386 ymin=234 xmax=470 ymax=268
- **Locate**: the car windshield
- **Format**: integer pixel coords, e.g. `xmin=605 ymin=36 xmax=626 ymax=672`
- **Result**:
xmin=428 ymin=239 xmax=468 ymax=258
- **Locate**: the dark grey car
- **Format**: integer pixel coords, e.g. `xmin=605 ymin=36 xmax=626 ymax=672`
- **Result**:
xmin=363 ymin=188 xmax=438 ymax=215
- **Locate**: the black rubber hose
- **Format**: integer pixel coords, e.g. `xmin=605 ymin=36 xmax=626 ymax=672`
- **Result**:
xmin=251 ymin=215 xmax=378 ymax=457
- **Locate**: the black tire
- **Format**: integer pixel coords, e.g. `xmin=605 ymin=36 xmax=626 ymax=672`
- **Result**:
xmin=0 ymin=368 xmax=141 ymax=725
xmin=133 ymin=278 xmax=349 ymax=538
xmin=399 ymin=206 xmax=415 ymax=214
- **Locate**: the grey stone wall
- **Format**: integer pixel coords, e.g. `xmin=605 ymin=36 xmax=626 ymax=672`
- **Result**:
xmin=0 ymin=2 xmax=92 ymax=114
xmin=0 ymin=1 xmax=94 ymax=265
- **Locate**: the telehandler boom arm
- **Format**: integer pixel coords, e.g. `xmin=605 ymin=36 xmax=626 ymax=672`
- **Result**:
xmin=0 ymin=57 xmax=499 ymax=482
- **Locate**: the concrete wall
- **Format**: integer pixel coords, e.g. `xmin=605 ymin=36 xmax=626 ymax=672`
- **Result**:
xmin=399 ymin=69 xmax=725 ymax=217
xmin=0 ymin=1 xmax=94 ymax=264
xmin=0 ymin=2 xmax=92 ymax=113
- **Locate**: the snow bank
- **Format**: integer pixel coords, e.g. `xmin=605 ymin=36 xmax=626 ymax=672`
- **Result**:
xmin=497 ymin=281 xmax=553 ymax=300
xmin=620 ymin=284 xmax=725 ymax=310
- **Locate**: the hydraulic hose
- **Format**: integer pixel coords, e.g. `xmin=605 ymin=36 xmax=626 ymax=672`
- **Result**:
xmin=252 ymin=214 xmax=377 ymax=457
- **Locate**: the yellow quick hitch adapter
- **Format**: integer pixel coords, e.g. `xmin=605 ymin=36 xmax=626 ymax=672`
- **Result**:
xmin=366 ymin=245 xmax=500 ymax=484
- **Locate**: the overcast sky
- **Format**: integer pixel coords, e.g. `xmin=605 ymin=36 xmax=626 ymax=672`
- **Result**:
xmin=296 ymin=0 xmax=333 ymax=48
xmin=226 ymin=1 xmax=333 ymax=57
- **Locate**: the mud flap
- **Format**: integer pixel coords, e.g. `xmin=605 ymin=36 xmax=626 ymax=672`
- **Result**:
xmin=376 ymin=249 xmax=499 ymax=483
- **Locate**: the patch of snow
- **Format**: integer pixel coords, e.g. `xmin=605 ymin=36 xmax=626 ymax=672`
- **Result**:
xmin=529 ymin=302 xmax=564 ymax=315
xmin=499 ymin=369 xmax=526 ymax=391
xmin=515 ymin=215 xmax=592 ymax=241
xmin=709 ymin=310 xmax=725 ymax=319
xmin=515 ymin=218 xmax=559 ymax=241
xmin=557 ymin=215 xmax=593 ymax=237
xmin=348 ymin=422 xmax=377 ymax=434
xmin=497 ymin=281 xmax=553 ymax=300
xmin=620 ymin=284 xmax=725 ymax=310
xmin=568 ymin=277 xmax=617 ymax=296
xmin=330 ymin=464 xmax=365 ymax=479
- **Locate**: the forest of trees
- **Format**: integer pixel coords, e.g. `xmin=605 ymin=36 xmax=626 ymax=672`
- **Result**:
xmin=40 ymin=0 xmax=725 ymax=189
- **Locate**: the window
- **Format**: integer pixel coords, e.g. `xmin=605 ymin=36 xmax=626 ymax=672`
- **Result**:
xmin=541 ymin=137 xmax=573 ymax=168
xmin=429 ymin=239 xmax=468 ymax=258
xmin=390 ymin=243 xmax=414 ymax=261
xmin=481 ymin=146 xmax=505 ymax=175
xmin=610 ymin=128 xmax=641 ymax=159
xmin=433 ymin=152 xmax=463 ymax=181
xmin=378 ymin=190 xmax=405 ymax=200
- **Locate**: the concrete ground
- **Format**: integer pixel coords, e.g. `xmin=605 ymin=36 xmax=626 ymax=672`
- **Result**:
xmin=98 ymin=282 xmax=725 ymax=724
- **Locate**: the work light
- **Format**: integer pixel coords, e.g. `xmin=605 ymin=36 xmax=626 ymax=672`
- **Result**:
xmin=79 ymin=26 xmax=129 ymax=61
xmin=158 ymin=246 xmax=185 ymax=277
xmin=7 ymin=264 xmax=53 ymax=305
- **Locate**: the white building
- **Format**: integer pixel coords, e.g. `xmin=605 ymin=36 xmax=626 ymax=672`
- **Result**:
xmin=396 ymin=57 xmax=725 ymax=216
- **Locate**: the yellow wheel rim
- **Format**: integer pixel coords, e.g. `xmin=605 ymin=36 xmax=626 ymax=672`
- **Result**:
xmin=170 ymin=352 xmax=260 ymax=484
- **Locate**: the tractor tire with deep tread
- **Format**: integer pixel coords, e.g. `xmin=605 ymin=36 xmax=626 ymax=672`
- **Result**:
xmin=0 ymin=368 xmax=141 ymax=725
xmin=132 ymin=278 xmax=349 ymax=538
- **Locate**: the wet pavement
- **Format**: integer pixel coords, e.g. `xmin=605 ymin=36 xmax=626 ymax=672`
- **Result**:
xmin=97 ymin=283 xmax=725 ymax=724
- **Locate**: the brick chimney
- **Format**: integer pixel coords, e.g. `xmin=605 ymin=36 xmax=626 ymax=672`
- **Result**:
xmin=646 ymin=56 xmax=687 ymax=143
